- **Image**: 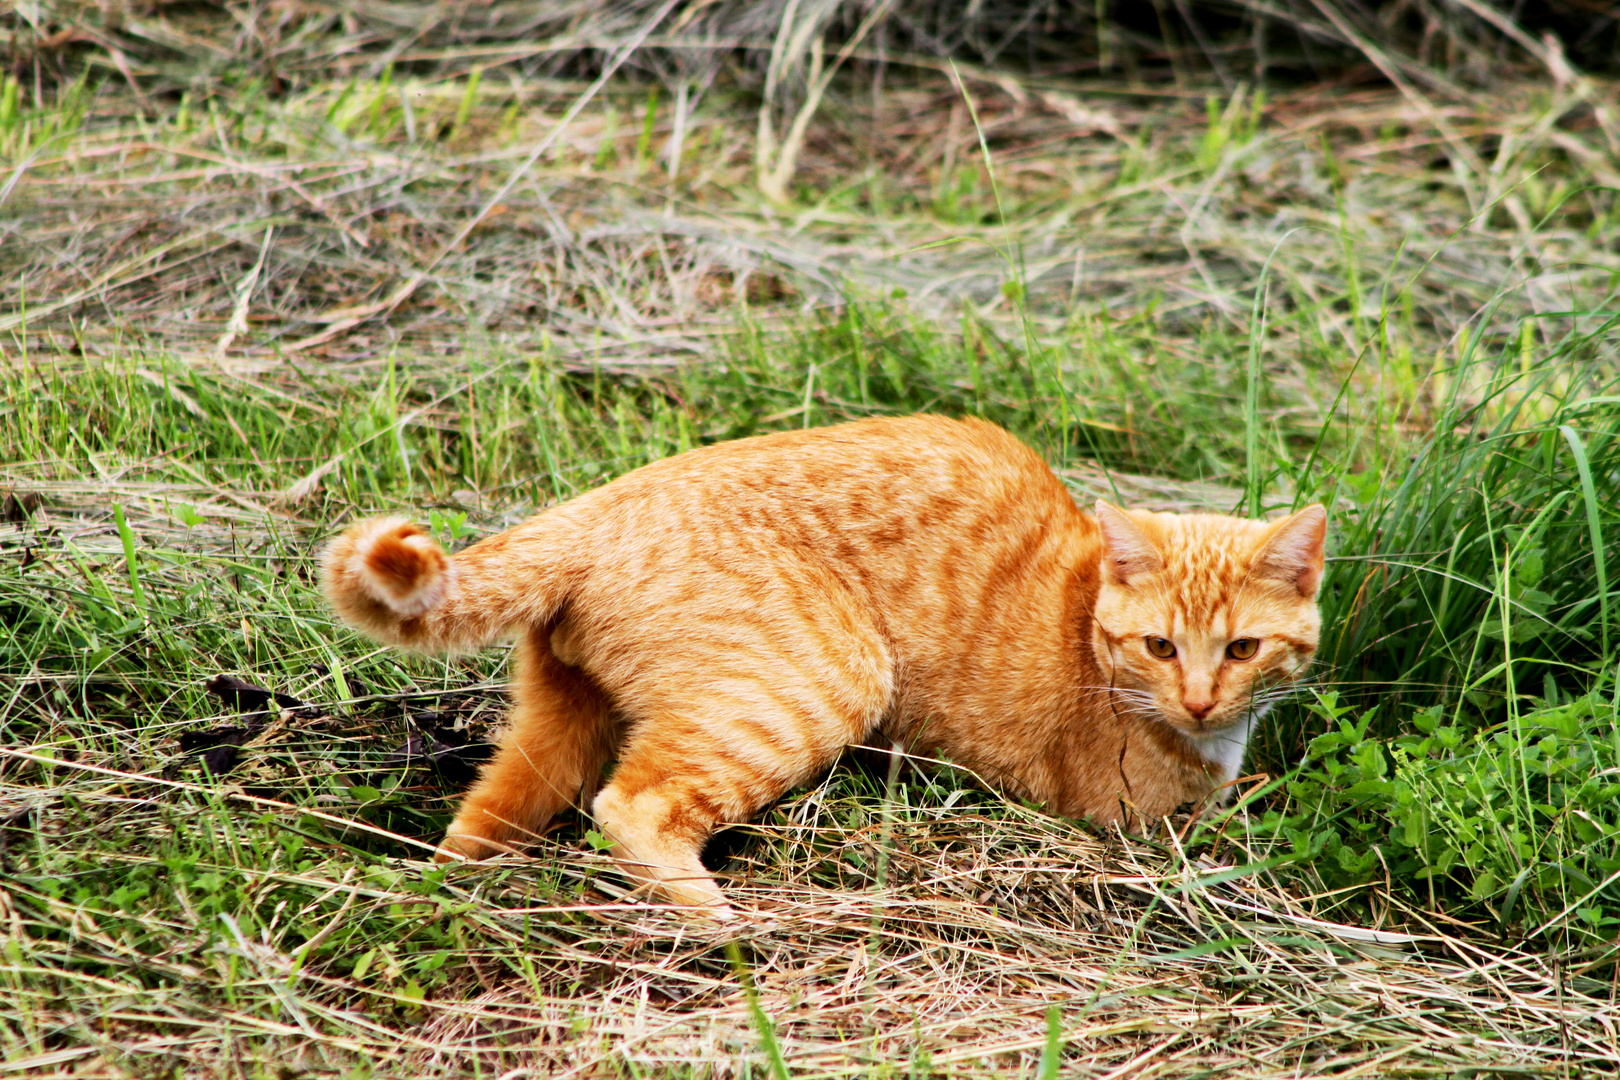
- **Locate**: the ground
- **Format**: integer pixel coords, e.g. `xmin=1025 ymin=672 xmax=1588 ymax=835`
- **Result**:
xmin=3 ymin=6 xmax=1620 ymax=1076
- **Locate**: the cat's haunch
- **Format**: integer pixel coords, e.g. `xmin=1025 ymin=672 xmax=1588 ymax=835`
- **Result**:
xmin=323 ymin=416 xmax=1325 ymax=918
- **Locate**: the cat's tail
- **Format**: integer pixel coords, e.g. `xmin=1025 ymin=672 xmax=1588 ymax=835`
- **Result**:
xmin=321 ymin=516 xmax=572 ymax=653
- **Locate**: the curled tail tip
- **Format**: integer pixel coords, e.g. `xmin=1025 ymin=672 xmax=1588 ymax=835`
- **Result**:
xmin=322 ymin=516 xmax=451 ymax=624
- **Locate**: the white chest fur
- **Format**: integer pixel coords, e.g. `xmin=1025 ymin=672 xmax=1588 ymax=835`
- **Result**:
xmin=1186 ymin=711 xmax=1261 ymax=787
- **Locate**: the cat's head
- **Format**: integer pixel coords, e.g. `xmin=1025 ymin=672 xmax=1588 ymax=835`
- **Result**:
xmin=1087 ymin=501 xmax=1326 ymax=737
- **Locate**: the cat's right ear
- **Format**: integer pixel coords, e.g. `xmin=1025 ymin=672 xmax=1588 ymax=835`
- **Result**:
xmin=1094 ymin=500 xmax=1164 ymax=585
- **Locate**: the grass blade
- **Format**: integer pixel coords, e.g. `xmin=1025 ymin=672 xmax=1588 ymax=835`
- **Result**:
xmin=1036 ymin=1005 xmax=1063 ymax=1080
xmin=726 ymin=940 xmax=790 ymax=1080
xmin=112 ymin=503 xmax=145 ymax=612
xmin=1245 ymin=269 xmax=1267 ymax=518
xmin=1559 ymin=424 xmax=1610 ymax=660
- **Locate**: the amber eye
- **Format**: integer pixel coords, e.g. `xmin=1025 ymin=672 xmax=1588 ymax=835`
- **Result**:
xmin=1226 ymin=638 xmax=1260 ymax=660
xmin=1145 ymin=636 xmax=1177 ymax=659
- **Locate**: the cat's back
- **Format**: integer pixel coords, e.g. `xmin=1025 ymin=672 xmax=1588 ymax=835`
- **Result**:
xmin=572 ymin=414 xmax=1076 ymax=547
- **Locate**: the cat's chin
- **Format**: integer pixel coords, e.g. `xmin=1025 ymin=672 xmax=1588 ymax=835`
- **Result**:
xmin=1160 ymin=712 xmax=1251 ymax=741
xmin=1180 ymin=713 xmax=1262 ymax=783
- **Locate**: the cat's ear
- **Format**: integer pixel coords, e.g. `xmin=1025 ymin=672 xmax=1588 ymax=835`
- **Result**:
xmin=1094 ymin=500 xmax=1164 ymax=585
xmin=1254 ymin=504 xmax=1327 ymax=597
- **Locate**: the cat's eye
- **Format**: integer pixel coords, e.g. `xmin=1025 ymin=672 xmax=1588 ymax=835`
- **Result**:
xmin=1145 ymin=636 xmax=1177 ymax=659
xmin=1226 ymin=638 xmax=1260 ymax=660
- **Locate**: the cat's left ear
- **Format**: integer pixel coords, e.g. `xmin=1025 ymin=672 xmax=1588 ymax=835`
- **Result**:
xmin=1254 ymin=504 xmax=1328 ymax=598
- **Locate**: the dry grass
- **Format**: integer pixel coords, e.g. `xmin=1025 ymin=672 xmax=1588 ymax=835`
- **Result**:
xmin=404 ymin=821 xmax=1620 ymax=1077
xmin=13 ymin=735 xmax=1620 ymax=1077
xmin=4 ymin=10 xmax=1617 ymax=373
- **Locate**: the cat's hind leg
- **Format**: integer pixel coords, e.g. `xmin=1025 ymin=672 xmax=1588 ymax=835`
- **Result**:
xmin=590 ymin=758 xmax=742 ymax=915
xmin=589 ymin=589 xmax=894 ymax=917
xmin=437 ymin=628 xmax=617 ymax=861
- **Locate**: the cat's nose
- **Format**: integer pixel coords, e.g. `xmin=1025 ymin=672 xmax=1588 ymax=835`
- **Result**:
xmin=1183 ymin=698 xmax=1214 ymax=720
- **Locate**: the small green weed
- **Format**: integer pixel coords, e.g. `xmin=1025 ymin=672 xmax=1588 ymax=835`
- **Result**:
xmin=1195 ymin=85 xmax=1265 ymax=174
xmin=1237 ymin=681 xmax=1620 ymax=950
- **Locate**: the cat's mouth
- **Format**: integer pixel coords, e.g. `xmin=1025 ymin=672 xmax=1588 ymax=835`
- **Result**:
xmin=1170 ymin=708 xmax=1242 ymax=735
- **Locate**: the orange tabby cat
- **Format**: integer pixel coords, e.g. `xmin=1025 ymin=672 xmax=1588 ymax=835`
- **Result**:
xmin=323 ymin=416 xmax=1325 ymax=917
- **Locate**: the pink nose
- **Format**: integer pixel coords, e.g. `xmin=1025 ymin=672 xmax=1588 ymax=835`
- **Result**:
xmin=1183 ymin=699 xmax=1214 ymax=720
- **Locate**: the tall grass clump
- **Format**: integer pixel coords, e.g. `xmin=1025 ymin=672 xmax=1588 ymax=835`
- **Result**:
xmin=1217 ymin=310 xmax=1620 ymax=951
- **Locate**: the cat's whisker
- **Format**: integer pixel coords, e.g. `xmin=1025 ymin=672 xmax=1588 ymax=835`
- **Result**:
xmin=1111 ymin=704 xmax=1171 ymax=722
xmin=1075 ymin=689 xmax=1153 ymax=705
xmin=1250 ymin=685 xmax=1314 ymax=707
xmin=1088 ymin=689 xmax=1161 ymax=706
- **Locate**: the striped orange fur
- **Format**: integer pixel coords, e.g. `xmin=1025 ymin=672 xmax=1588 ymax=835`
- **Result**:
xmin=322 ymin=416 xmax=1325 ymax=918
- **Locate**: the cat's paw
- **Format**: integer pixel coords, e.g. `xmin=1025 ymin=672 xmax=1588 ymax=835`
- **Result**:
xmin=433 ymin=831 xmax=520 ymax=863
xmin=692 ymin=902 xmax=737 ymax=922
